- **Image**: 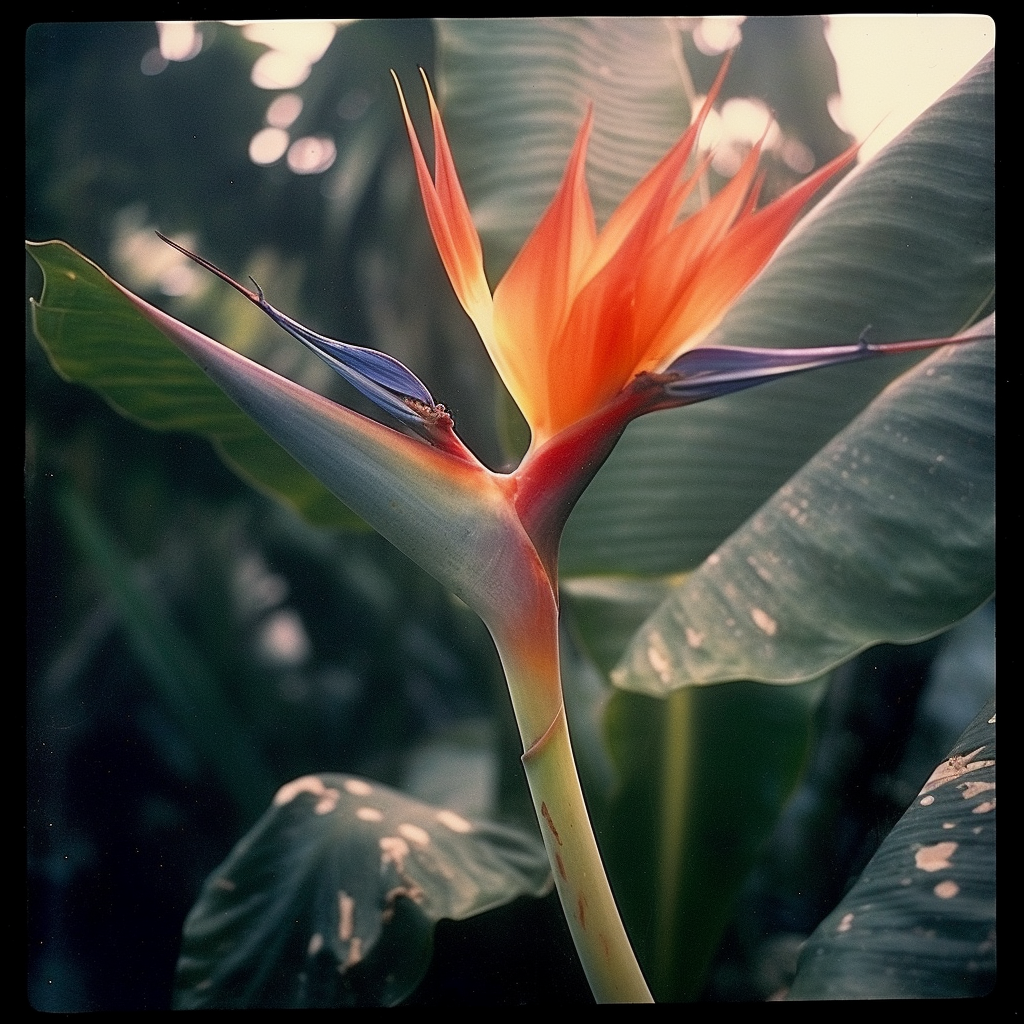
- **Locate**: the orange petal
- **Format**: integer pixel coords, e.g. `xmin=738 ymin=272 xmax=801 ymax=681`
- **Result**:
xmin=633 ymin=141 xmax=764 ymax=360
xmin=492 ymin=107 xmax=597 ymax=439
xmin=640 ymin=142 xmax=861 ymax=370
xmin=393 ymin=71 xmax=494 ymax=344
xmin=533 ymin=57 xmax=736 ymax=435
xmin=578 ymin=51 xmax=733 ymax=291
xmin=540 ymin=259 xmax=635 ymax=438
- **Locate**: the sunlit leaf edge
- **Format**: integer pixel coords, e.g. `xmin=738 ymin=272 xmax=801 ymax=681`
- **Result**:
xmin=28 ymin=239 xmax=366 ymax=531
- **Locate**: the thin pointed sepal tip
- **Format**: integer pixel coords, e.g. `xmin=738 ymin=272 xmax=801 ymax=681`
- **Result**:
xmin=155 ymin=231 xmax=261 ymax=304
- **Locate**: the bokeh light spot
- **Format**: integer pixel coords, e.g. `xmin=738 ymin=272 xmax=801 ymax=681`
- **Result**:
xmin=694 ymin=16 xmax=745 ymax=56
xmin=249 ymin=127 xmax=290 ymax=166
xmin=242 ymin=21 xmax=340 ymax=90
xmin=259 ymin=608 xmax=312 ymax=667
xmin=337 ymin=88 xmax=372 ymax=121
xmin=287 ymin=136 xmax=337 ymax=175
xmin=267 ymin=93 xmax=303 ymax=129
xmin=157 ymin=21 xmax=203 ymax=62
xmin=140 ymin=48 xmax=168 ymax=76
xmin=251 ymin=50 xmax=312 ymax=90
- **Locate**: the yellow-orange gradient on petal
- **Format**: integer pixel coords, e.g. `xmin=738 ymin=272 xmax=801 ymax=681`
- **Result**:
xmin=396 ymin=59 xmax=858 ymax=450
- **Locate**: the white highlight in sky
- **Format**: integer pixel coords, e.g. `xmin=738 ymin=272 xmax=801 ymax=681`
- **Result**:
xmin=825 ymin=15 xmax=994 ymax=162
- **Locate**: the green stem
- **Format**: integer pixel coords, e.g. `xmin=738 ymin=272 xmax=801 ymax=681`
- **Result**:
xmin=654 ymin=689 xmax=693 ymax=992
xmin=521 ymin=704 xmax=653 ymax=1002
xmin=486 ymin=474 xmax=652 ymax=1000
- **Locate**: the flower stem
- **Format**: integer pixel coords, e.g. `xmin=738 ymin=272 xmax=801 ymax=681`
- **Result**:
xmin=521 ymin=703 xmax=653 ymax=1002
xmin=486 ymin=539 xmax=652 ymax=1002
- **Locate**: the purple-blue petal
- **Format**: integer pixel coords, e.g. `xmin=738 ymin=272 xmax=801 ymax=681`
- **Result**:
xmin=155 ymin=233 xmax=437 ymax=428
xmin=255 ymin=300 xmax=437 ymax=427
xmin=663 ymin=343 xmax=874 ymax=402
xmin=661 ymin=324 xmax=992 ymax=404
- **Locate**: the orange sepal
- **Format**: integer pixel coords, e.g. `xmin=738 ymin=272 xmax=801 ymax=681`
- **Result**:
xmin=392 ymin=71 xmax=494 ymax=344
xmin=492 ymin=107 xmax=598 ymax=436
xmin=642 ymin=143 xmax=860 ymax=367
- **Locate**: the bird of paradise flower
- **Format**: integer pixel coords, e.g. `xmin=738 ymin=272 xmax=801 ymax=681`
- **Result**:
xmin=77 ymin=57 xmax=989 ymax=1002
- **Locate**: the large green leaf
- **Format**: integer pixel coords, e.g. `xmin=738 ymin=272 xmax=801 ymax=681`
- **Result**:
xmin=560 ymin=49 xmax=994 ymax=577
xmin=789 ymin=697 xmax=995 ymax=999
xmin=28 ymin=240 xmax=363 ymax=530
xmin=615 ymin=331 xmax=994 ymax=692
xmin=175 ymin=773 xmax=551 ymax=1008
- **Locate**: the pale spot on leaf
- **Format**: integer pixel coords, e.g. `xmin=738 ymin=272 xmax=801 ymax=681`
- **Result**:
xmin=382 ymin=882 xmax=426 ymax=923
xmin=338 ymin=892 xmax=354 ymax=942
xmin=314 ymin=788 xmax=340 ymax=814
xmin=646 ymin=631 xmax=673 ymax=683
xmin=934 ymin=880 xmax=960 ymax=899
xmin=685 ymin=626 xmax=704 ymax=648
xmin=919 ymin=747 xmax=993 ymax=793
xmin=341 ymin=937 xmax=362 ymax=970
xmin=960 ymin=780 xmax=995 ymax=799
xmin=972 ymin=799 xmax=995 ymax=814
xmin=837 ymin=912 xmax=854 ymax=933
xmin=398 ymin=822 xmax=430 ymax=847
xmin=308 ymin=932 xmax=324 ymax=956
xmin=919 ymin=795 xmax=935 ymax=806
xmin=343 ymin=778 xmax=373 ymax=796
xmin=436 ymin=809 xmax=473 ymax=833
xmin=942 ymin=822 xmax=956 ymax=829
xmin=915 ymin=841 xmax=957 ymax=872
xmin=356 ymin=806 xmax=384 ymax=822
xmin=380 ymin=835 xmax=410 ymax=872
xmin=274 ymin=775 xmax=327 ymax=806
xmin=751 ymin=607 xmax=777 ymax=636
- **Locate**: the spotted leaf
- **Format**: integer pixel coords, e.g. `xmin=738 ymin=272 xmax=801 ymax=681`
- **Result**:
xmin=174 ymin=773 xmax=551 ymax=1008
xmin=789 ymin=696 xmax=995 ymax=999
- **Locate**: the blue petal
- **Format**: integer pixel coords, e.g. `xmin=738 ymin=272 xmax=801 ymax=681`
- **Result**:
xmin=156 ymin=233 xmax=436 ymax=428
xmin=663 ymin=343 xmax=874 ymax=402
xmin=663 ymin=323 xmax=993 ymax=404
xmin=254 ymin=296 xmax=437 ymax=428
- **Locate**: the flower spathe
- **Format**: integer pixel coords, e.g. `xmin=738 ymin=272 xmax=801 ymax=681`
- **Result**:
xmin=396 ymin=61 xmax=860 ymax=450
